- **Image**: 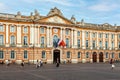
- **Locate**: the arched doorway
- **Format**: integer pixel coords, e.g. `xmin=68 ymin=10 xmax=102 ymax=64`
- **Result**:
xmin=93 ymin=52 xmax=97 ymax=62
xmin=99 ymin=52 xmax=103 ymax=62
xmin=53 ymin=49 xmax=60 ymax=63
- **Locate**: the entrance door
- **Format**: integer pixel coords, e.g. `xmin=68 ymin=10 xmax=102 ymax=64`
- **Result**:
xmin=93 ymin=52 xmax=97 ymax=62
xmin=53 ymin=49 xmax=60 ymax=64
xmin=99 ymin=52 xmax=103 ymax=62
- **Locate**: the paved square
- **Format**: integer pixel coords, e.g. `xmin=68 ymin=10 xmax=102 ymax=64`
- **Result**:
xmin=0 ymin=63 xmax=120 ymax=80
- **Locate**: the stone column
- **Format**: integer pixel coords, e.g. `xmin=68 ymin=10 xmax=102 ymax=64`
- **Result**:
xmin=109 ymin=33 xmax=112 ymax=50
xmin=60 ymin=27 xmax=63 ymax=40
xmin=6 ymin=24 xmax=9 ymax=47
xmin=30 ymin=24 xmax=34 ymax=45
xmin=74 ymin=29 xmax=77 ymax=48
xmin=103 ymin=32 xmax=105 ymax=49
xmin=71 ymin=29 xmax=74 ymax=48
xmin=47 ymin=26 xmax=50 ymax=47
xmin=82 ymin=30 xmax=85 ymax=49
xmin=96 ymin=32 xmax=99 ymax=49
xmin=17 ymin=25 xmax=21 ymax=47
xmin=49 ymin=27 xmax=52 ymax=47
xmin=115 ymin=33 xmax=117 ymax=50
xmin=90 ymin=31 xmax=92 ymax=49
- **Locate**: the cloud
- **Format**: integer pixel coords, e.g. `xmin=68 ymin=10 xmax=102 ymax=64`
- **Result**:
xmin=89 ymin=2 xmax=119 ymax=12
xmin=0 ymin=3 xmax=9 ymax=12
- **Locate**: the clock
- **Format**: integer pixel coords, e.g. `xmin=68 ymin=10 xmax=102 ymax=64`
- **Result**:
xmin=54 ymin=29 xmax=58 ymax=33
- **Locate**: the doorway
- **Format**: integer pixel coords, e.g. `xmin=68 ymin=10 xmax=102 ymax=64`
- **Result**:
xmin=99 ymin=52 xmax=103 ymax=62
xmin=53 ymin=49 xmax=60 ymax=63
xmin=93 ymin=52 xmax=97 ymax=62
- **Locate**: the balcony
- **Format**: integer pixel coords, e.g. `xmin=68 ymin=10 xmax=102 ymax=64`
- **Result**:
xmin=10 ymin=43 xmax=16 ymax=47
xmin=0 ymin=43 xmax=5 ymax=47
xmin=22 ymin=43 xmax=28 ymax=47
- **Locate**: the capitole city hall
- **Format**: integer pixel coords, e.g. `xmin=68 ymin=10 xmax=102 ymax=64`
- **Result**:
xmin=0 ymin=7 xmax=120 ymax=64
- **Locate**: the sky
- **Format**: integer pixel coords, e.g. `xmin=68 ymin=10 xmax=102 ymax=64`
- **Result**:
xmin=0 ymin=0 xmax=120 ymax=25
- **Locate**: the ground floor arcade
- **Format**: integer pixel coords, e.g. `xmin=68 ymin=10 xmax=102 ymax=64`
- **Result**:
xmin=0 ymin=47 xmax=120 ymax=64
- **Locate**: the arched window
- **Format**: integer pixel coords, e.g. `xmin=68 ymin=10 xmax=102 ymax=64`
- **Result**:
xmin=0 ymin=50 xmax=4 ymax=59
xmin=78 ymin=52 xmax=81 ymax=58
xmin=86 ymin=52 xmax=89 ymax=58
xmin=42 ymin=51 xmax=46 ymax=58
xmin=67 ymin=51 xmax=70 ymax=58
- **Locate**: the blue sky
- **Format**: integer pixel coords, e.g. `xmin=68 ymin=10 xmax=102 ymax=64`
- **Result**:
xmin=0 ymin=0 xmax=120 ymax=25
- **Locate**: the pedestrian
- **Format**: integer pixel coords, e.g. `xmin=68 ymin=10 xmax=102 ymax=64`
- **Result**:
xmin=36 ymin=60 xmax=39 ymax=69
xmin=6 ymin=59 xmax=10 ymax=67
xmin=56 ymin=58 xmax=59 ymax=67
xmin=21 ymin=60 xmax=24 ymax=67
xmin=111 ymin=63 xmax=115 ymax=70
xmin=110 ymin=59 xmax=113 ymax=64
xmin=39 ymin=59 xmax=43 ymax=67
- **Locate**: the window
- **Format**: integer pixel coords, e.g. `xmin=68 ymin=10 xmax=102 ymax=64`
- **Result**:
xmin=112 ymin=52 xmax=114 ymax=58
xmin=0 ymin=50 xmax=3 ymax=59
xmin=41 ymin=37 xmax=45 ymax=47
xmin=42 ymin=51 xmax=46 ymax=58
xmin=86 ymin=52 xmax=89 ymax=58
xmin=0 ymin=35 xmax=4 ymax=45
xmin=86 ymin=32 xmax=89 ymax=38
xmin=92 ymin=40 xmax=96 ymax=48
xmin=105 ymin=41 xmax=108 ymax=49
xmin=24 ymin=27 xmax=28 ymax=33
xmin=111 ymin=34 xmax=114 ymax=39
xmin=0 ymin=25 xmax=4 ymax=32
xmin=119 ymin=41 xmax=120 ymax=49
xmin=106 ymin=52 xmax=108 ymax=58
xmin=111 ymin=41 xmax=114 ymax=49
xmin=67 ymin=51 xmax=70 ymax=58
xmin=78 ymin=52 xmax=81 ymax=58
xmin=24 ymin=50 xmax=28 ymax=59
xmin=105 ymin=33 xmax=108 ymax=38
xmin=77 ymin=39 xmax=80 ymax=48
xmin=77 ymin=31 xmax=80 ymax=36
xmin=119 ymin=53 xmax=120 ymax=58
xmin=118 ymin=34 xmax=120 ymax=39
xmin=11 ymin=50 xmax=15 ymax=59
xmin=10 ymin=26 xmax=15 ymax=32
xmin=23 ymin=36 xmax=28 ymax=45
xmin=99 ymin=41 xmax=102 ymax=49
xmin=10 ymin=35 xmax=15 ymax=45
xmin=66 ymin=38 xmax=69 ymax=48
xmin=53 ymin=35 xmax=58 ymax=48
xmin=40 ymin=27 xmax=44 ymax=34
xmin=92 ymin=33 xmax=96 ymax=38
xmin=86 ymin=40 xmax=89 ymax=48
xmin=66 ymin=29 xmax=69 ymax=35
xmin=99 ymin=33 xmax=102 ymax=38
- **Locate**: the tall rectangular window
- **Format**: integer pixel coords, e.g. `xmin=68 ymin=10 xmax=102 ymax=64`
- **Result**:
xmin=111 ymin=34 xmax=114 ymax=39
xmin=106 ymin=52 xmax=108 ymax=58
xmin=119 ymin=53 xmax=120 ymax=58
xmin=24 ymin=50 xmax=28 ymax=59
xmin=86 ymin=32 xmax=88 ymax=38
xmin=10 ymin=36 xmax=15 ymax=44
xmin=66 ymin=38 xmax=69 ymax=48
xmin=24 ymin=27 xmax=28 ymax=33
xmin=67 ymin=51 xmax=70 ymax=58
xmin=11 ymin=50 xmax=15 ymax=59
xmin=77 ymin=31 xmax=80 ymax=36
xmin=86 ymin=52 xmax=89 ymax=58
xmin=78 ymin=52 xmax=81 ymax=58
xmin=92 ymin=40 xmax=96 ymax=48
xmin=119 ymin=41 xmax=120 ymax=49
xmin=66 ymin=29 xmax=69 ymax=35
xmin=0 ymin=25 xmax=4 ymax=32
xmin=23 ymin=36 xmax=28 ymax=45
xmin=112 ymin=53 xmax=114 ymax=58
xmin=86 ymin=40 xmax=89 ymax=48
xmin=0 ymin=50 xmax=3 ymax=59
xmin=0 ymin=35 xmax=4 ymax=45
xmin=41 ymin=37 xmax=44 ymax=47
xmin=99 ymin=41 xmax=102 ymax=49
xmin=105 ymin=33 xmax=108 ymax=38
xmin=99 ymin=33 xmax=102 ymax=38
xmin=77 ymin=39 xmax=80 ymax=48
xmin=92 ymin=33 xmax=96 ymax=38
xmin=118 ymin=34 xmax=120 ymax=39
xmin=105 ymin=41 xmax=108 ymax=49
xmin=111 ymin=41 xmax=114 ymax=49
xmin=10 ymin=26 xmax=15 ymax=32
xmin=40 ymin=27 xmax=44 ymax=34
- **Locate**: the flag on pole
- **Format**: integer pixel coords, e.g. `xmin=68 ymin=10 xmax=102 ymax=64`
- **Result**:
xmin=58 ymin=40 xmax=66 ymax=47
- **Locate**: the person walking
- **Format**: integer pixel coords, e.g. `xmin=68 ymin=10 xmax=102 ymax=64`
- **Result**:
xmin=36 ymin=60 xmax=39 ymax=69
xmin=21 ymin=60 xmax=24 ymax=68
xmin=56 ymin=58 xmax=59 ymax=67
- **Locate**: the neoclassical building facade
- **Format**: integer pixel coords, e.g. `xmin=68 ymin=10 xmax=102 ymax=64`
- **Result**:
xmin=0 ymin=7 xmax=120 ymax=64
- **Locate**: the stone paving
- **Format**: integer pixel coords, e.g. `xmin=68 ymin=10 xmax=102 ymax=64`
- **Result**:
xmin=0 ymin=63 xmax=120 ymax=80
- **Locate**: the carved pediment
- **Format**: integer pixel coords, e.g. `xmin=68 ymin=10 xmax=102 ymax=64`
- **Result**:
xmin=38 ymin=15 xmax=73 ymax=24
